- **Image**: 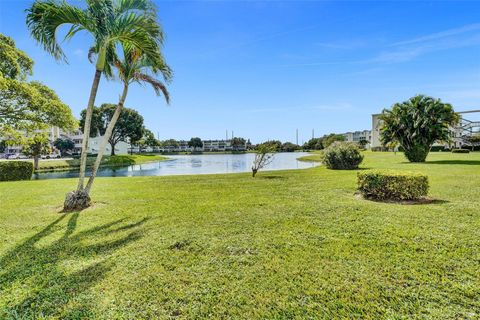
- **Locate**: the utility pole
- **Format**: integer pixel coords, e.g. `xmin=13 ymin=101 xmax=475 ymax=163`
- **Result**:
xmin=296 ymin=129 xmax=299 ymax=145
xmin=231 ymin=131 xmax=234 ymax=140
xmin=226 ymin=129 xmax=228 ymax=141
xmin=312 ymin=129 xmax=314 ymax=139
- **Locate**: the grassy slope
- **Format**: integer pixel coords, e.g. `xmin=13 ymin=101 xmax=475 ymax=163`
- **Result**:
xmin=0 ymin=152 xmax=479 ymax=319
xmin=36 ymin=154 xmax=167 ymax=172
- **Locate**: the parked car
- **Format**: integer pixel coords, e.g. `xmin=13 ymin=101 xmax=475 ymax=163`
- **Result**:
xmin=6 ymin=153 xmax=20 ymax=159
xmin=7 ymin=153 xmax=29 ymax=159
xmin=41 ymin=153 xmax=61 ymax=159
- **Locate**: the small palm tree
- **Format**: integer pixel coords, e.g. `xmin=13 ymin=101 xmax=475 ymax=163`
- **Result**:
xmin=26 ymin=0 xmax=166 ymax=210
xmin=380 ymin=95 xmax=459 ymax=162
xmin=84 ymin=46 xmax=171 ymax=193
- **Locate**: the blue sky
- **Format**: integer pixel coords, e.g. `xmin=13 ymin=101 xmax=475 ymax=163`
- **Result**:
xmin=1 ymin=0 xmax=479 ymax=144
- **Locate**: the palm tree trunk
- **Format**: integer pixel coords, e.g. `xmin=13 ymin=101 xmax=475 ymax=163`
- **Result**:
xmin=85 ymin=84 xmax=128 ymax=193
xmin=34 ymin=155 xmax=39 ymax=171
xmin=77 ymin=69 xmax=102 ymax=191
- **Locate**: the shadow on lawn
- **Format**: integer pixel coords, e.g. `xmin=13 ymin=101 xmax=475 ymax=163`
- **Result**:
xmin=259 ymin=175 xmax=286 ymax=180
xmin=0 ymin=213 xmax=148 ymax=318
xmin=423 ymin=160 xmax=480 ymax=165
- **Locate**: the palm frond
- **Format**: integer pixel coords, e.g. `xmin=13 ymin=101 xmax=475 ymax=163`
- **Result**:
xmin=133 ymin=72 xmax=170 ymax=104
xmin=137 ymin=53 xmax=173 ymax=83
xmin=102 ymin=44 xmax=119 ymax=79
xmin=114 ymin=0 xmax=156 ymax=17
xmin=88 ymin=46 xmax=97 ymax=63
xmin=26 ymin=0 xmax=90 ymax=61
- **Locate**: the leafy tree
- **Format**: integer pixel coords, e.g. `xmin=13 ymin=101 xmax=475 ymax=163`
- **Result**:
xmin=26 ymin=0 xmax=168 ymax=209
xmin=135 ymin=128 xmax=157 ymax=152
xmin=188 ymin=137 xmax=203 ymax=151
xmin=231 ymin=137 xmax=246 ymax=151
xmin=258 ymin=140 xmax=282 ymax=152
xmin=252 ymin=143 xmax=277 ymax=177
xmin=303 ymin=138 xmax=323 ymax=150
xmin=246 ymin=139 xmax=253 ymax=150
xmin=80 ymin=104 xmax=144 ymax=156
xmin=143 ymin=129 xmax=159 ymax=148
xmin=22 ymin=133 xmax=51 ymax=170
xmin=322 ymin=133 xmax=346 ymax=148
xmin=380 ymin=95 xmax=458 ymax=162
xmin=0 ymin=33 xmax=76 ymax=135
xmin=53 ymin=138 xmax=75 ymax=156
xmin=162 ymin=139 xmax=179 ymax=148
xmin=136 ymin=138 xmax=147 ymax=153
xmin=281 ymin=142 xmax=300 ymax=152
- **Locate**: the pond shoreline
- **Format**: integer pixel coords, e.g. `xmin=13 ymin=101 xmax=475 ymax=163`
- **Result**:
xmin=33 ymin=152 xmax=319 ymax=180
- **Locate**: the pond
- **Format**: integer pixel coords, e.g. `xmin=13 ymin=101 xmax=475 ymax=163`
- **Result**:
xmin=33 ymin=152 xmax=319 ymax=180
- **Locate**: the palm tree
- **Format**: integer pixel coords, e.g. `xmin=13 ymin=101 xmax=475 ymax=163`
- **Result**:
xmin=84 ymin=46 xmax=171 ymax=194
xmin=26 ymin=0 xmax=166 ymax=210
xmin=380 ymin=95 xmax=459 ymax=162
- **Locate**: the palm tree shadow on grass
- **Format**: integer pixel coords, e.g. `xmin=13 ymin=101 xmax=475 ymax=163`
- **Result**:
xmin=0 ymin=213 xmax=149 ymax=318
xmin=422 ymin=160 xmax=480 ymax=165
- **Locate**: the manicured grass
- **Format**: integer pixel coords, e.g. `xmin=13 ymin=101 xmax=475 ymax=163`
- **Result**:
xmin=297 ymin=150 xmax=323 ymax=162
xmin=36 ymin=154 xmax=167 ymax=172
xmin=0 ymin=152 xmax=479 ymax=319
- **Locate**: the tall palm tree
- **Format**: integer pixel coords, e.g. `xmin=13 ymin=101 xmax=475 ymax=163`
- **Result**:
xmin=84 ymin=46 xmax=171 ymax=194
xmin=26 ymin=0 xmax=166 ymax=210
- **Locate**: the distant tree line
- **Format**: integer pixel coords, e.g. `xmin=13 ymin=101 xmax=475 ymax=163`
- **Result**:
xmin=302 ymin=134 xmax=346 ymax=151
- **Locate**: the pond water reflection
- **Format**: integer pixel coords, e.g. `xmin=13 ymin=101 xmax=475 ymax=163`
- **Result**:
xmin=33 ymin=152 xmax=318 ymax=180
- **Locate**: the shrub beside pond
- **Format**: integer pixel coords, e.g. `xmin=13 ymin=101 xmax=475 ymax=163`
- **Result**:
xmin=323 ymin=142 xmax=364 ymax=169
xmin=357 ymin=170 xmax=429 ymax=201
xmin=0 ymin=161 xmax=33 ymax=181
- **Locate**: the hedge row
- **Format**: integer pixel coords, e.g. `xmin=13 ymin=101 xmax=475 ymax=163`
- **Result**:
xmin=0 ymin=161 xmax=33 ymax=181
xmin=357 ymin=170 xmax=429 ymax=201
xmin=451 ymin=149 xmax=470 ymax=153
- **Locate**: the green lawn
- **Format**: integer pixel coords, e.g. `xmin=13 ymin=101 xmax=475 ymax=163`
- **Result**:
xmin=297 ymin=150 xmax=323 ymax=162
xmin=0 ymin=152 xmax=479 ymax=319
xmin=36 ymin=154 xmax=167 ymax=172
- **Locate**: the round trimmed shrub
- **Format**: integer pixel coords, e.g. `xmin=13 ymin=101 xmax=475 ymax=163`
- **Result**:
xmin=357 ymin=170 xmax=429 ymax=201
xmin=322 ymin=142 xmax=364 ymax=170
xmin=0 ymin=161 xmax=33 ymax=181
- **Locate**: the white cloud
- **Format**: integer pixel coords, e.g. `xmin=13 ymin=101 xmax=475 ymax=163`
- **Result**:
xmin=391 ymin=23 xmax=480 ymax=47
xmin=370 ymin=23 xmax=480 ymax=64
xmin=278 ymin=23 xmax=480 ymax=67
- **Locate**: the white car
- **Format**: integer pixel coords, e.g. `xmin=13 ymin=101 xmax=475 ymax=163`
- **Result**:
xmin=7 ymin=153 xmax=21 ymax=159
xmin=41 ymin=154 xmax=61 ymax=159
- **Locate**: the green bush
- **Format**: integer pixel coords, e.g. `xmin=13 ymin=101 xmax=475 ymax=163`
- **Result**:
xmin=0 ymin=161 xmax=33 ymax=181
xmin=357 ymin=170 xmax=429 ymax=201
xmin=322 ymin=142 xmax=364 ymax=169
xmin=430 ymin=146 xmax=446 ymax=152
xmin=451 ymin=149 xmax=470 ymax=153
